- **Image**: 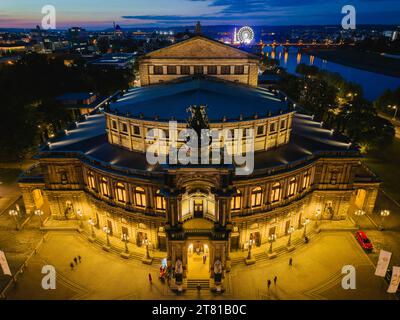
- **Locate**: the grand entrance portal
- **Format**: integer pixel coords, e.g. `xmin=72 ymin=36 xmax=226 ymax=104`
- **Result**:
xmin=187 ymin=241 xmax=210 ymax=279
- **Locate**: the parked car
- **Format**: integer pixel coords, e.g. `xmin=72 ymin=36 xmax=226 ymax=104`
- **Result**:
xmin=355 ymin=231 xmax=373 ymax=252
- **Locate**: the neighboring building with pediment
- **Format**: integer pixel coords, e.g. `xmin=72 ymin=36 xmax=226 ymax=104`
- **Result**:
xmin=139 ymin=36 xmax=260 ymax=87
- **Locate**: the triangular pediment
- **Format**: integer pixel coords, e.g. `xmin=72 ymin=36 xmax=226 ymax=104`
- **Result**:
xmin=144 ymin=36 xmax=256 ymax=59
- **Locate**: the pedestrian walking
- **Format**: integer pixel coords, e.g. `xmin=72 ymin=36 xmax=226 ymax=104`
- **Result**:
xmin=203 ymin=254 xmax=207 ymax=264
xmin=78 ymin=255 xmax=82 ymax=263
xmin=274 ymin=276 xmax=277 ymax=285
xmin=73 ymin=257 xmax=78 ymax=265
xmin=148 ymin=273 xmax=152 ymax=284
xmin=289 ymin=257 xmax=293 ymax=266
xmin=197 ymin=283 xmax=201 ymax=292
xmin=267 ymin=279 xmax=271 ymax=290
xmin=70 ymin=262 xmax=74 ymax=270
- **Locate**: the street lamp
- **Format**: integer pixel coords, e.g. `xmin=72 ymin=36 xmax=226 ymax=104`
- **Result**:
xmin=34 ymin=209 xmax=44 ymax=227
xmin=287 ymin=226 xmax=295 ymax=247
xmin=315 ymin=208 xmax=321 ymax=228
xmin=354 ymin=209 xmax=365 ymax=228
xmin=379 ymin=209 xmax=390 ymax=231
xmin=143 ymin=238 xmax=151 ymax=259
xmin=76 ymin=209 xmax=83 ymax=228
xmin=88 ymin=218 xmax=96 ymax=238
xmin=9 ymin=209 xmax=19 ymax=230
xmin=389 ymin=105 xmax=398 ymax=120
xmin=302 ymin=218 xmax=310 ymax=239
xmin=268 ymin=233 xmax=276 ymax=254
xmin=247 ymin=238 xmax=253 ymax=260
xmin=122 ymin=234 xmax=130 ymax=253
xmin=103 ymin=226 xmax=111 ymax=247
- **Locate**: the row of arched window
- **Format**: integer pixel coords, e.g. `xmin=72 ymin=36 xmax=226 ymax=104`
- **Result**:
xmin=86 ymin=171 xmax=166 ymax=210
xmin=231 ymin=170 xmax=312 ymax=210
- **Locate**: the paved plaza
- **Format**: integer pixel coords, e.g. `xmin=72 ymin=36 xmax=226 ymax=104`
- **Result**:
xmin=1 ymin=230 xmax=395 ymax=300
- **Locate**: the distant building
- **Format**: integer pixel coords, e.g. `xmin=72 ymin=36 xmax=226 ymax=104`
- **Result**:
xmin=56 ymin=92 xmax=108 ymax=119
xmin=90 ymin=53 xmax=136 ymax=70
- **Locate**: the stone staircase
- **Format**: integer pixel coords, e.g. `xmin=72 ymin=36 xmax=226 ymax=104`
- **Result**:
xmin=186 ymin=278 xmax=210 ymax=290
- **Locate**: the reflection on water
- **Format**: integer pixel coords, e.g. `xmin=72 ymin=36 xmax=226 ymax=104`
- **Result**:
xmin=263 ymin=46 xmax=400 ymax=100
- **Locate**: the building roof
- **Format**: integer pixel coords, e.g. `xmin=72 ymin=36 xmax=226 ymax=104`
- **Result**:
xmin=42 ymin=113 xmax=357 ymax=176
xmin=109 ymin=77 xmax=289 ymax=122
xmin=141 ymin=35 xmax=259 ymax=60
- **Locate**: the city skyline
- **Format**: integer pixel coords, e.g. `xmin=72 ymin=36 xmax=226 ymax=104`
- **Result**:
xmin=1 ymin=0 xmax=400 ymax=29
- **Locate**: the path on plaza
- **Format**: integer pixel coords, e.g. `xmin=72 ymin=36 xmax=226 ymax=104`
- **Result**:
xmin=3 ymin=230 xmax=395 ymax=300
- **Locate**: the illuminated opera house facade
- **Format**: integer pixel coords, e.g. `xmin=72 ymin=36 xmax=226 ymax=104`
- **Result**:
xmin=19 ymin=33 xmax=380 ymax=285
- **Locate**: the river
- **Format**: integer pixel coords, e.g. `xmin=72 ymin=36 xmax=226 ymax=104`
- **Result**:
xmin=263 ymin=46 xmax=400 ymax=101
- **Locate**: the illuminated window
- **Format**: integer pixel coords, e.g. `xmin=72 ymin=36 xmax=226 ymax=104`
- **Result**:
xmin=135 ymin=187 xmax=146 ymax=207
xmin=257 ymin=125 xmax=265 ymax=136
xmin=221 ymin=65 xmax=231 ymax=75
xmin=288 ymin=177 xmax=297 ymax=197
xmin=115 ymin=182 xmax=127 ymax=203
xmin=87 ymin=171 xmax=96 ymax=190
xmin=180 ymin=66 xmax=190 ymax=75
xmin=231 ymin=189 xmax=242 ymax=211
xmin=155 ymin=189 xmax=166 ymax=210
xmin=234 ymin=65 xmax=244 ymax=75
xmin=132 ymin=125 xmax=140 ymax=136
xmin=251 ymin=187 xmax=263 ymax=207
xmin=167 ymin=66 xmax=177 ymax=75
xmin=100 ymin=177 xmax=110 ymax=197
xmin=270 ymin=182 xmax=281 ymax=203
xmin=303 ymin=170 xmax=311 ymax=189
xmin=154 ymin=66 xmax=163 ymax=75
xmin=207 ymin=66 xmax=217 ymax=75
xmin=194 ymin=66 xmax=203 ymax=75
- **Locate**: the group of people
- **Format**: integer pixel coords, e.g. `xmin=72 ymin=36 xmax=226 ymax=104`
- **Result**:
xmin=69 ymin=255 xmax=82 ymax=270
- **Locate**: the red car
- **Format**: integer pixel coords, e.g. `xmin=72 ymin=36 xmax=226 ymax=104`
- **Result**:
xmin=355 ymin=231 xmax=373 ymax=252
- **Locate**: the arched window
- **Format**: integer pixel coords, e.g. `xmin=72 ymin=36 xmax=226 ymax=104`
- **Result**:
xmin=302 ymin=170 xmax=311 ymax=189
xmin=87 ymin=171 xmax=96 ymax=190
xmin=100 ymin=177 xmax=109 ymax=197
xmin=288 ymin=177 xmax=297 ymax=197
xmin=134 ymin=187 xmax=146 ymax=207
xmin=251 ymin=187 xmax=263 ymax=207
xmin=231 ymin=189 xmax=242 ymax=211
xmin=155 ymin=189 xmax=166 ymax=210
xmin=115 ymin=182 xmax=127 ymax=203
xmin=270 ymin=182 xmax=281 ymax=203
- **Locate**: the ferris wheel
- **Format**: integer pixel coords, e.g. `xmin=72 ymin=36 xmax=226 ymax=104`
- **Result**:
xmin=236 ymin=26 xmax=254 ymax=44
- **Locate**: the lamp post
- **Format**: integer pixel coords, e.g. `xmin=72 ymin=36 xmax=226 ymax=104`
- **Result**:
xmin=389 ymin=105 xmax=398 ymax=120
xmin=302 ymin=218 xmax=310 ymax=239
xmin=247 ymin=238 xmax=253 ymax=260
xmin=9 ymin=209 xmax=19 ymax=230
xmin=122 ymin=234 xmax=130 ymax=254
xmin=76 ymin=209 xmax=83 ymax=228
xmin=34 ymin=209 xmax=44 ymax=227
xmin=88 ymin=218 xmax=96 ymax=238
xmin=287 ymin=226 xmax=295 ymax=247
xmin=143 ymin=238 xmax=151 ymax=259
xmin=315 ymin=208 xmax=321 ymax=228
xmin=379 ymin=209 xmax=390 ymax=231
xmin=354 ymin=209 xmax=365 ymax=228
xmin=268 ymin=233 xmax=276 ymax=254
xmin=103 ymin=226 xmax=111 ymax=247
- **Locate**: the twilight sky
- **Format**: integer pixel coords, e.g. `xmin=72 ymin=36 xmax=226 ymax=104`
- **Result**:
xmin=1 ymin=0 xmax=399 ymax=29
